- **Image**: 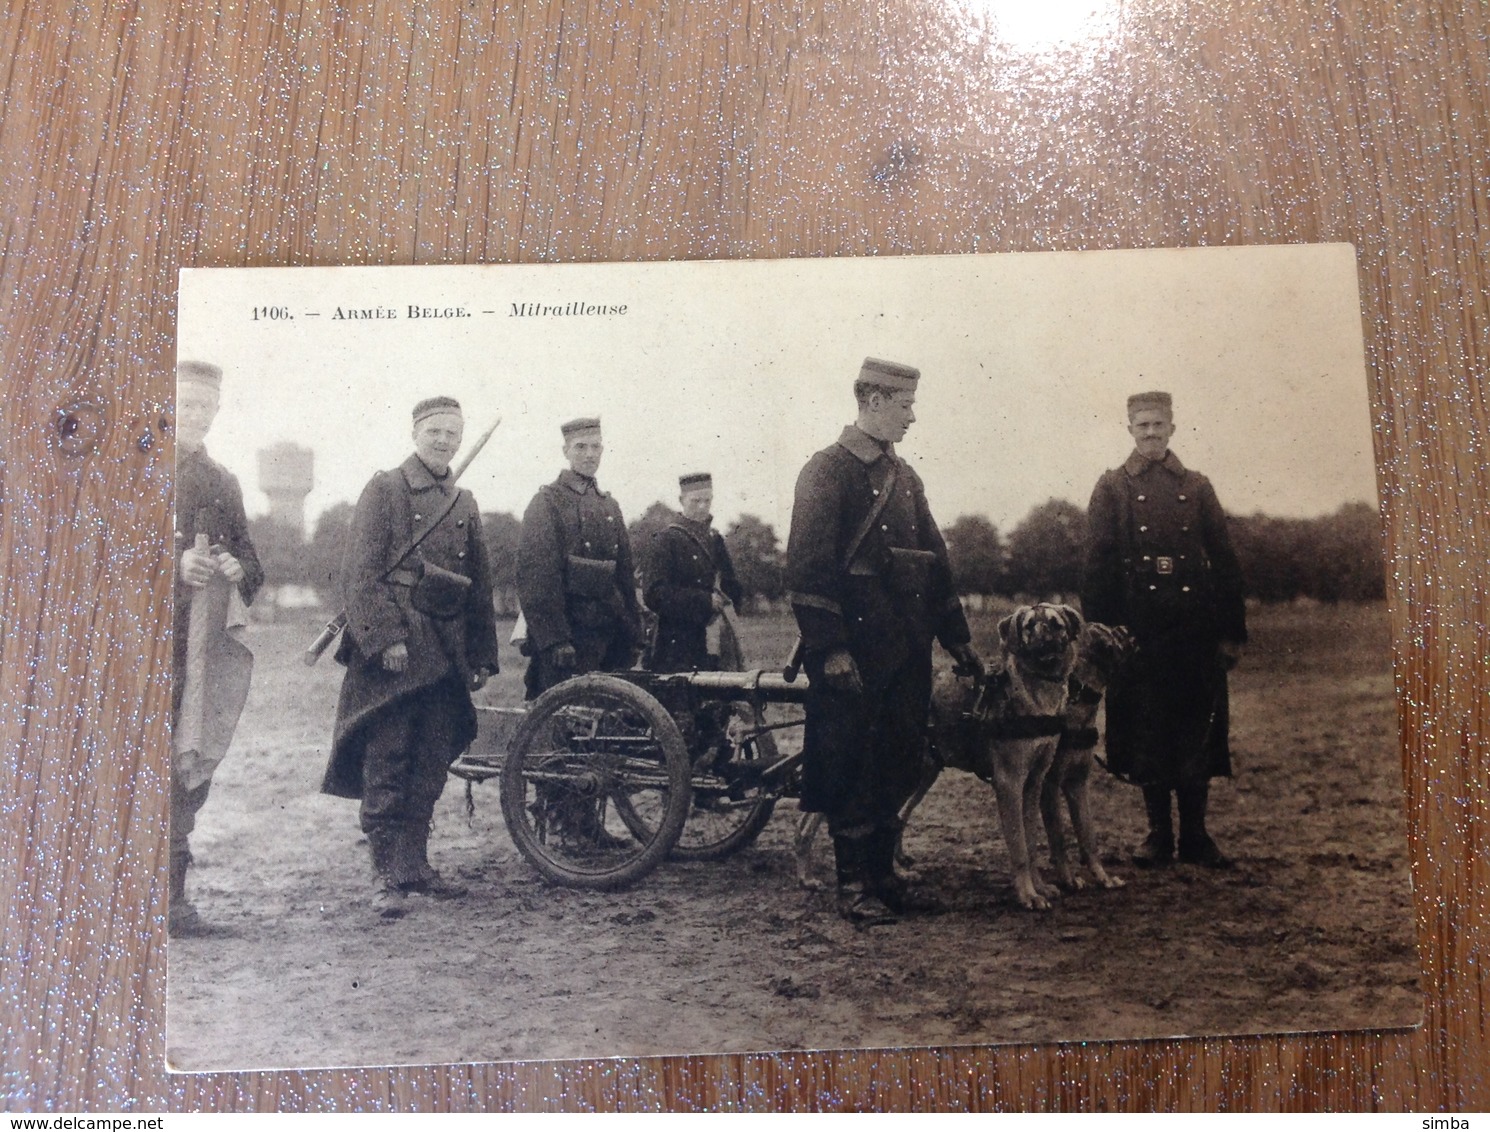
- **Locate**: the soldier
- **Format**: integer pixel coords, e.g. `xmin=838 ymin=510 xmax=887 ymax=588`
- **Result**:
xmin=516 ymin=417 xmax=643 ymax=698
xmin=786 ymin=358 xmax=983 ymax=925
xmin=322 ymin=397 xmax=500 ymax=918
xmin=1080 ymin=391 xmax=1247 ymax=869
xmin=172 ymin=360 xmax=264 ymax=937
xmin=644 ymin=472 xmax=744 ymax=673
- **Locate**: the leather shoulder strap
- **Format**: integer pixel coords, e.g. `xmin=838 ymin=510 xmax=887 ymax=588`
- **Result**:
xmin=841 ymin=457 xmax=900 ymax=571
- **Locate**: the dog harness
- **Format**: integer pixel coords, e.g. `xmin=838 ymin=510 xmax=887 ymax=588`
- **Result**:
xmin=961 ymin=667 xmax=1066 ymax=739
xmin=1060 ymin=674 xmax=1105 ymax=749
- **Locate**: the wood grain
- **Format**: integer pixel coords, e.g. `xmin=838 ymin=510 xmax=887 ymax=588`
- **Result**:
xmin=2 ymin=0 xmax=1485 ymax=1111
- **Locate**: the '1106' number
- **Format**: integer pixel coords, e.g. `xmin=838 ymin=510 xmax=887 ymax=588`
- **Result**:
xmin=252 ymin=306 xmax=293 ymax=321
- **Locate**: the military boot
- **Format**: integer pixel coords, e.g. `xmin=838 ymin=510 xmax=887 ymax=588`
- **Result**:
xmin=832 ymin=834 xmax=898 ymax=927
xmin=368 ymin=829 xmax=409 ymax=919
xmin=407 ymin=822 xmax=468 ymax=899
xmin=167 ymin=847 xmax=205 ymax=938
xmin=866 ymin=827 xmax=945 ymax=915
xmin=1131 ymin=786 xmax=1175 ymax=868
xmin=1177 ymin=780 xmax=1233 ymax=869
xmin=558 ymin=795 xmax=631 ymax=852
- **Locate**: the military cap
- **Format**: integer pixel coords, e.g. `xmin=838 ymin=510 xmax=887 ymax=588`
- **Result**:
xmin=1126 ymin=390 xmax=1173 ymax=416
xmin=679 ymin=472 xmax=712 ymax=491
xmin=413 ymin=395 xmax=462 ymax=423
xmin=177 ymin=360 xmax=223 ymax=390
xmin=858 ymin=357 xmax=920 ymax=392
xmin=561 ymin=416 xmax=602 ymax=438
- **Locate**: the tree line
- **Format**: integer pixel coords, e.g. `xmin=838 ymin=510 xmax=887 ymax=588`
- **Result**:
xmin=249 ymin=496 xmax=1385 ymax=614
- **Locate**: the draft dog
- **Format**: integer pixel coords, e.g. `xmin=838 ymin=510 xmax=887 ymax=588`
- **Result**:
xmin=922 ymin=602 xmax=1082 ymax=910
xmin=1041 ymin=621 xmax=1134 ymax=892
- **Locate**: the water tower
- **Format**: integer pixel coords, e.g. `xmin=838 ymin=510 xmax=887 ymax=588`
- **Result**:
xmin=257 ymin=442 xmax=315 ymax=537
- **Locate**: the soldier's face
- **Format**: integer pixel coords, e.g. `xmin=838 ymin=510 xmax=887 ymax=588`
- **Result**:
xmin=565 ymin=434 xmax=604 ymax=477
xmin=1127 ymin=408 xmax=1175 ymax=459
xmin=412 ymin=411 xmax=464 ymax=474
xmin=176 ymin=382 xmax=220 ymax=452
xmin=873 ymin=391 xmax=917 ymax=443
xmin=679 ymin=487 xmax=713 ymax=522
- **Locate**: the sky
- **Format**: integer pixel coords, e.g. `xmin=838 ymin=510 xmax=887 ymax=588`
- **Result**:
xmin=178 ymin=246 xmax=1379 ymax=540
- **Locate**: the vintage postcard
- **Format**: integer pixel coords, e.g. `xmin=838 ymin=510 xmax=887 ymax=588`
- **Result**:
xmin=167 ymin=247 xmax=1419 ymax=1072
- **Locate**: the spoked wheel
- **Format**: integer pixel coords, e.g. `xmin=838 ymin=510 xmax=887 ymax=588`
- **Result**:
xmin=499 ymin=674 xmax=691 ymax=889
xmin=615 ymin=701 xmax=781 ymax=861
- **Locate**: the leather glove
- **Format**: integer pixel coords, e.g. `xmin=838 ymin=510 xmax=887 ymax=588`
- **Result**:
xmin=821 ymin=648 xmax=865 ymax=696
xmin=949 ymin=643 xmax=984 ymax=680
xmin=546 ymin=643 xmax=578 ymax=674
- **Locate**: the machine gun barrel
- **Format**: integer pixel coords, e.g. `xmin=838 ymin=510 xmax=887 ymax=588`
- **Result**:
xmin=652 ymin=668 xmax=812 ymax=703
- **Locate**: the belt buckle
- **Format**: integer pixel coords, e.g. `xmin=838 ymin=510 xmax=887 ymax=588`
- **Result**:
xmin=1156 ymin=556 xmax=1175 ymax=575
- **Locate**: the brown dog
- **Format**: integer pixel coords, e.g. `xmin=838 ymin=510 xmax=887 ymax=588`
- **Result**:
xmin=919 ymin=602 xmax=1082 ymax=909
xmin=1040 ymin=621 xmax=1134 ymax=892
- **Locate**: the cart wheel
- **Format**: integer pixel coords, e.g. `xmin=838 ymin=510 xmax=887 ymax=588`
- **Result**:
xmin=615 ymin=701 xmax=780 ymax=861
xmin=500 ymin=673 xmax=691 ymax=889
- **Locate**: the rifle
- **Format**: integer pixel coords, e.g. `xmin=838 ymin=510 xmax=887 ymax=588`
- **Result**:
xmin=303 ymin=414 xmax=503 ymax=666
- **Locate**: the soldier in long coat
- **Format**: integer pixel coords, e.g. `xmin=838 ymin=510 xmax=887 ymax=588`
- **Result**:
xmin=1081 ymin=391 xmax=1247 ymax=869
xmin=323 ymin=397 xmax=500 ymax=917
xmin=172 ymin=360 xmax=263 ymax=936
xmin=644 ymin=472 xmax=744 ymax=673
xmin=787 ymin=358 xmax=983 ymax=924
xmin=516 ymin=417 xmax=642 ymax=698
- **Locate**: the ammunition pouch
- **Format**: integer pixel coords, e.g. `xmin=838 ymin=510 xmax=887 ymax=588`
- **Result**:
xmin=565 ymin=554 xmax=618 ymax=599
xmin=886 ymin=547 xmax=937 ymax=597
xmin=410 ymin=560 xmax=471 ymax=620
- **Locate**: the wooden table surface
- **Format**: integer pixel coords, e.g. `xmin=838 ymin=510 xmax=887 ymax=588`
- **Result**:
xmin=1 ymin=0 xmax=1486 ymax=1112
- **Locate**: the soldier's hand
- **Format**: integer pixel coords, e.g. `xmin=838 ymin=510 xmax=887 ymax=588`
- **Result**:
xmin=179 ymin=546 xmax=217 ymax=588
xmin=711 ymin=591 xmax=728 ymax=614
xmin=822 ymin=649 xmax=864 ymax=696
xmin=381 ymin=642 xmax=409 ymax=673
xmin=546 ymin=643 xmax=577 ymax=674
xmin=950 ymin=643 xmax=985 ymax=680
xmin=1219 ymin=640 xmax=1244 ymax=671
xmin=470 ymin=666 xmax=494 ymax=691
xmin=215 ymin=552 xmax=245 ymax=584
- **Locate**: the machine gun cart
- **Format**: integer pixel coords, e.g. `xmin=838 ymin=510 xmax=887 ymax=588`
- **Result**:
xmin=449 ymin=669 xmax=810 ymax=890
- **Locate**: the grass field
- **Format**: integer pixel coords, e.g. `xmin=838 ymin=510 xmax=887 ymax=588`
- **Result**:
xmin=167 ymin=600 xmax=1421 ymax=1070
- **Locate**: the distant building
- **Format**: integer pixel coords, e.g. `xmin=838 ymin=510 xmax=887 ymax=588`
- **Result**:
xmin=257 ymin=442 xmax=314 ymax=538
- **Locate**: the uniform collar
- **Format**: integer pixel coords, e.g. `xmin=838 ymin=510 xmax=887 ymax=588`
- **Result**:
xmin=837 ymin=424 xmax=894 ymax=465
xmin=558 ymin=467 xmax=601 ymax=495
xmin=676 ymin=514 xmax=714 ymax=538
xmin=1124 ymin=449 xmax=1186 ymax=477
xmin=401 ymin=453 xmax=453 ymax=492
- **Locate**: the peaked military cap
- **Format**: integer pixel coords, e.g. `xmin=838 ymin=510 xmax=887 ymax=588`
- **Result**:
xmin=178 ymin=360 xmax=223 ymax=390
xmin=858 ymin=357 xmax=920 ymax=392
xmin=413 ymin=395 xmax=462 ymax=423
xmin=561 ymin=416 xmax=602 ymax=438
xmin=1126 ymin=390 xmax=1173 ymax=416
xmin=679 ymin=472 xmax=712 ymax=491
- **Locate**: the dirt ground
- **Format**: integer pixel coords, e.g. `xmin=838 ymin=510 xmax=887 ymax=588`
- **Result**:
xmin=166 ymin=603 xmax=1421 ymax=1072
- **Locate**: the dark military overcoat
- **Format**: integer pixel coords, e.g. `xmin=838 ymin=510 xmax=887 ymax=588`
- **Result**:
xmin=1081 ymin=449 xmax=1247 ymax=786
xmin=322 ymin=455 xmax=500 ymax=799
xmin=786 ymin=425 xmax=971 ymax=823
xmin=516 ymin=469 xmax=642 ymax=694
xmin=174 ymin=447 xmax=264 ymax=716
xmin=644 ymin=517 xmax=744 ymax=672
